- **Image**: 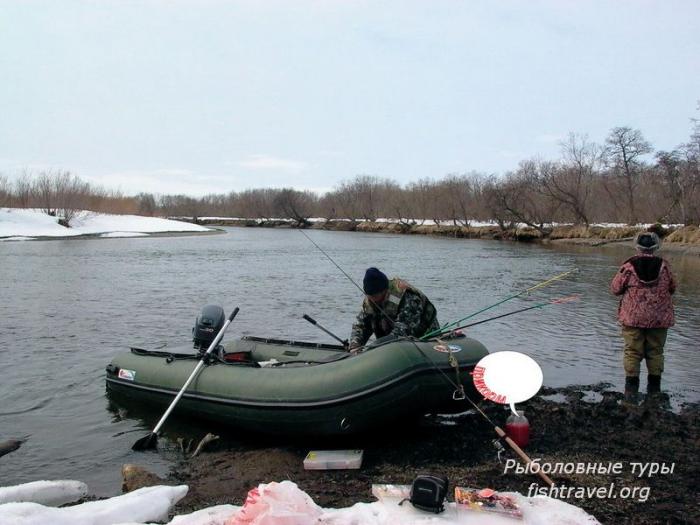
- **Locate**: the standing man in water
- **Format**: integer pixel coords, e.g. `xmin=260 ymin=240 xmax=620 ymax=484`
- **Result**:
xmin=611 ymin=232 xmax=676 ymax=404
xmin=348 ymin=267 xmax=440 ymax=351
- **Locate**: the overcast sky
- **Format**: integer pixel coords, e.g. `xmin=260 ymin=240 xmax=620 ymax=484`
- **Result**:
xmin=1 ymin=0 xmax=698 ymax=196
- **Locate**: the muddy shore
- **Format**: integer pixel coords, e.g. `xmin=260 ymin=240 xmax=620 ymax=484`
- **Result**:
xmin=145 ymin=385 xmax=698 ymax=525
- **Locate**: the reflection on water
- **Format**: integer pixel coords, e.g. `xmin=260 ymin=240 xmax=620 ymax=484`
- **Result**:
xmin=1 ymin=228 xmax=698 ymax=494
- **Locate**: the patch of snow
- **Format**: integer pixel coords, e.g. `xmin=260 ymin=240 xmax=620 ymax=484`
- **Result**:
xmin=0 ymin=480 xmax=87 ymax=506
xmin=0 ymin=484 xmax=187 ymax=525
xmin=166 ymin=504 xmax=237 ymax=525
xmin=0 ymin=480 xmax=601 ymax=525
xmin=540 ymin=393 xmax=568 ymax=404
xmin=0 ymin=208 xmax=211 ymax=239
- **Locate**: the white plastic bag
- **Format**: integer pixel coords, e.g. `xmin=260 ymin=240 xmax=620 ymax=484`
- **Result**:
xmin=226 ymin=481 xmax=321 ymax=525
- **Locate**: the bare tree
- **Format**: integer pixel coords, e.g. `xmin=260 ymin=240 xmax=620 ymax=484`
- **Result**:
xmin=405 ymin=179 xmax=436 ymax=225
xmin=534 ymin=134 xmax=601 ymax=226
xmin=325 ymin=187 xmax=361 ymax=223
xmin=53 ymin=172 xmax=90 ymax=225
xmin=387 ymin=184 xmax=414 ymax=226
xmin=0 ymin=174 xmax=10 ymax=206
xmin=273 ymin=188 xmax=317 ymax=226
xmin=604 ymin=127 xmax=652 ymax=225
xmin=14 ymin=172 xmax=33 ymax=208
xmin=489 ymin=162 xmax=560 ymax=234
xmin=482 ymin=176 xmax=516 ymax=231
xmin=237 ymin=189 xmax=276 ymax=221
xmin=439 ymin=174 xmax=473 ymax=226
xmin=136 ymin=193 xmax=157 ymax=216
xmin=34 ymin=172 xmax=57 ymax=216
xmin=158 ymin=194 xmax=203 ymax=220
xmin=343 ymin=175 xmax=397 ymax=221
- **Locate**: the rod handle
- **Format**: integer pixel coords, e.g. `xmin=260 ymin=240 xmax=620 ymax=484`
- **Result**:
xmin=303 ymin=314 xmax=317 ymax=325
xmin=228 ymin=307 xmax=240 ymax=322
xmin=495 ymin=426 xmax=554 ymax=487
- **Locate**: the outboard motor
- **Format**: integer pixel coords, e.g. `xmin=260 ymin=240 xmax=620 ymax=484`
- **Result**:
xmin=193 ymin=304 xmax=226 ymax=353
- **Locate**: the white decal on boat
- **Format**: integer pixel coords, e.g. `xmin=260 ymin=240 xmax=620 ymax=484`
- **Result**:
xmin=118 ymin=369 xmax=136 ymax=381
xmin=433 ymin=344 xmax=462 ymax=353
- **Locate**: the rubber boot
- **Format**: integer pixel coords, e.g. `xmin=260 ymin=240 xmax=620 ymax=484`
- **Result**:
xmin=623 ymin=376 xmax=639 ymax=406
xmin=645 ymin=374 xmax=665 ymax=407
xmin=647 ymin=375 xmax=661 ymax=394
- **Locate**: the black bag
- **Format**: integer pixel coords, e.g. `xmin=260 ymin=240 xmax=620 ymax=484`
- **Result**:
xmin=403 ymin=474 xmax=448 ymax=513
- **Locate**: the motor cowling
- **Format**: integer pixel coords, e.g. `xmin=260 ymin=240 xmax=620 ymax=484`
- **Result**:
xmin=193 ymin=304 xmax=225 ymax=351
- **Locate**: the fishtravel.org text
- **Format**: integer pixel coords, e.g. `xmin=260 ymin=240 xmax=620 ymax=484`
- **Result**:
xmin=504 ymin=460 xmax=676 ymax=503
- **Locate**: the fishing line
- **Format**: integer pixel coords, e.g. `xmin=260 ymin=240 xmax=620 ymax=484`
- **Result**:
xmin=422 ymin=268 xmax=579 ymax=340
xmin=445 ymin=295 xmax=581 ymax=334
xmin=296 ymin=228 xmax=395 ymax=327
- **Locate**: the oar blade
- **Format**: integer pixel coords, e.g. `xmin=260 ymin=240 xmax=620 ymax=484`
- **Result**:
xmin=132 ymin=432 xmax=158 ymax=451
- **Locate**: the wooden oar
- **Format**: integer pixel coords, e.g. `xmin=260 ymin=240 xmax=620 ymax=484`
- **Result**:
xmin=132 ymin=307 xmax=240 ymax=451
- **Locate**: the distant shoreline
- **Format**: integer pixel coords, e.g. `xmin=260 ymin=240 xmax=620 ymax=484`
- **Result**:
xmin=187 ymin=218 xmax=700 ymax=256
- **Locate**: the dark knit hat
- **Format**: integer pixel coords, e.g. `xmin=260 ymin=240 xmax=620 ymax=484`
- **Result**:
xmin=635 ymin=232 xmax=660 ymax=252
xmin=363 ymin=267 xmax=389 ymax=295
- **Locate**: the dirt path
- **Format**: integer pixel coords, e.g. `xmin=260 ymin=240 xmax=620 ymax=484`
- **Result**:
xmin=163 ymin=384 xmax=698 ymax=524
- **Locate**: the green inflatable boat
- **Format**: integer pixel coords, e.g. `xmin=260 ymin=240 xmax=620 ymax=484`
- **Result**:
xmin=106 ymin=333 xmax=489 ymax=437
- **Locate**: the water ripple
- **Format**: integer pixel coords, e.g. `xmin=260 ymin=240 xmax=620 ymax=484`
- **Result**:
xmin=1 ymin=228 xmax=698 ymax=494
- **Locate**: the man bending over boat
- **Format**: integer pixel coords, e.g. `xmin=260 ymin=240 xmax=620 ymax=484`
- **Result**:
xmin=348 ymin=267 xmax=439 ymax=352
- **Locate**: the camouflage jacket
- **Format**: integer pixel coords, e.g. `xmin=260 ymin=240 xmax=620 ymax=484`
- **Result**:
xmin=349 ymin=278 xmax=439 ymax=347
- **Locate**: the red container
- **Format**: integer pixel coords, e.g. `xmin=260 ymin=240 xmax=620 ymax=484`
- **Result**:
xmin=505 ymin=411 xmax=530 ymax=448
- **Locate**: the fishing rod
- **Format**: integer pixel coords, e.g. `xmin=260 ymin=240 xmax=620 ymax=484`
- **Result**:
xmin=296 ymin=229 xmax=556 ymax=487
xmin=421 ymin=268 xmax=579 ymax=340
xmin=445 ymin=295 xmax=581 ymax=334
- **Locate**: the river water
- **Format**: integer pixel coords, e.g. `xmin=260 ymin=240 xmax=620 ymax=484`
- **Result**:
xmin=1 ymin=228 xmax=698 ymax=495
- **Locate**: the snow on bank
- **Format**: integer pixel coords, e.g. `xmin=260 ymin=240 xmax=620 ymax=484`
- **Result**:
xmin=0 ymin=480 xmax=600 ymax=525
xmin=0 ymin=208 xmax=211 ymax=240
xmin=0 ymin=480 xmax=87 ymax=506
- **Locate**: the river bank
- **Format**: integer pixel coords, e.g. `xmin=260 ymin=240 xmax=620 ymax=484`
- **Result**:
xmin=130 ymin=385 xmax=698 ymax=525
xmin=190 ymin=218 xmax=700 ymax=256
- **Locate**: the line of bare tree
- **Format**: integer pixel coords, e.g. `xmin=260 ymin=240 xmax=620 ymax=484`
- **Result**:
xmin=1 ymin=123 xmax=698 ymax=228
xmin=0 ymin=170 xmax=139 ymax=225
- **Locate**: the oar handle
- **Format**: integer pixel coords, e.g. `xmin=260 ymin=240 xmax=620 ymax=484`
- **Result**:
xmin=151 ymin=306 xmax=239 ymax=436
xmin=495 ymin=426 xmax=554 ymax=487
xmin=303 ymin=313 xmax=348 ymax=347
xmin=228 ymin=307 xmax=240 ymax=322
